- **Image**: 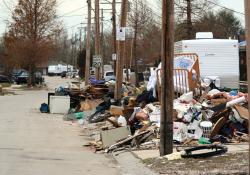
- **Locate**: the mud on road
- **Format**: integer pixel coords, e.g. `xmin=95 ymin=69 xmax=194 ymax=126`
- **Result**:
xmin=144 ymin=152 xmax=249 ymax=175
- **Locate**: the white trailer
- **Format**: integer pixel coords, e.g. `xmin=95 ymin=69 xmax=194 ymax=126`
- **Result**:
xmin=48 ymin=64 xmax=74 ymax=76
xmin=175 ymin=39 xmax=239 ymax=89
xmin=48 ymin=65 xmax=61 ymax=76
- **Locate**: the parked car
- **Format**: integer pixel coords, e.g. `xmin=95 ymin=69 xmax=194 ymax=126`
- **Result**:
xmin=16 ymin=71 xmax=29 ymax=84
xmin=104 ymin=71 xmax=115 ymax=82
xmin=0 ymin=75 xmax=11 ymax=84
xmin=11 ymin=69 xmax=27 ymax=82
xmin=66 ymin=68 xmax=79 ymax=78
xmin=15 ymin=71 xmax=44 ymax=84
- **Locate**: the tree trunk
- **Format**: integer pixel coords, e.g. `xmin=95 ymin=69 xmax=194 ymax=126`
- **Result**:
xmin=28 ymin=63 xmax=36 ymax=86
xmin=28 ymin=64 xmax=32 ymax=86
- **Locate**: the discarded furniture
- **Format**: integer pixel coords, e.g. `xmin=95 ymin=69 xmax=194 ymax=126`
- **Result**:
xmin=49 ymin=95 xmax=70 ymax=114
xmin=157 ymin=53 xmax=201 ymax=97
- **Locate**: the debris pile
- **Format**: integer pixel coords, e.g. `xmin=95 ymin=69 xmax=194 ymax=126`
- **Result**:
xmin=41 ymin=75 xmax=249 ymax=157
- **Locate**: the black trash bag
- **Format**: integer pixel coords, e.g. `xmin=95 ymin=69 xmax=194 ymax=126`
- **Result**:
xmin=136 ymin=90 xmax=156 ymax=104
xmin=88 ymin=96 xmax=111 ymax=123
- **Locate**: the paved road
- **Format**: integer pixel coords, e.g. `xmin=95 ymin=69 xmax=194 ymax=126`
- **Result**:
xmin=0 ymin=77 xmax=119 ymax=175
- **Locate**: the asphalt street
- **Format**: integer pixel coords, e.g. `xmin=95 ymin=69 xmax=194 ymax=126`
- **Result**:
xmin=0 ymin=77 xmax=120 ymax=175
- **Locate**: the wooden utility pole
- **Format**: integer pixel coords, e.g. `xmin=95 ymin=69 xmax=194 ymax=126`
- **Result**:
xmin=186 ymin=0 xmax=192 ymax=39
xmin=244 ymin=0 xmax=250 ymax=172
xmin=84 ymin=27 xmax=87 ymax=47
xmin=85 ymin=0 xmax=92 ymax=86
xmin=95 ymin=0 xmax=101 ymax=79
xmin=101 ymin=9 xmax=104 ymax=53
xmin=112 ymin=0 xmax=117 ymax=74
xmin=114 ymin=0 xmax=128 ymax=101
xmin=79 ymin=27 xmax=82 ymax=51
xmin=101 ymin=8 xmax=104 ymax=76
xmin=160 ymin=0 xmax=174 ymax=156
xmin=133 ymin=9 xmax=139 ymax=86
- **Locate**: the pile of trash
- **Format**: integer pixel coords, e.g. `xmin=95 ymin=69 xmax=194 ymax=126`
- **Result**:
xmin=40 ymin=76 xmax=249 ymax=155
xmin=173 ymin=90 xmax=248 ymax=145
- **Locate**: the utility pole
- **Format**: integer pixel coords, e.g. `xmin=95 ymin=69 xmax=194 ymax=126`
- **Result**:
xmin=133 ymin=2 xmax=139 ymax=86
xmin=101 ymin=8 xmax=104 ymax=76
xmin=74 ymin=33 xmax=78 ymax=67
xmin=84 ymin=27 xmax=87 ymax=47
xmin=160 ymin=0 xmax=174 ymax=156
xmin=112 ymin=0 xmax=117 ymax=74
xmin=114 ymin=0 xmax=128 ymax=101
xmin=85 ymin=0 xmax=92 ymax=86
xmin=79 ymin=27 xmax=83 ymax=51
xmin=244 ymin=0 xmax=250 ymax=172
xmin=95 ymin=0 xmax=101 ymax=80
xmin=186 ymin=0 xmax=192 ymax=39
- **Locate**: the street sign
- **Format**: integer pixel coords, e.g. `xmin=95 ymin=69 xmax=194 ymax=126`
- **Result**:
xmin=116 ymin=27 xmax=126 ymax=41
xmin=112 ymin=53 xmax=117 ymax=61
xmin=93 ymin=55 xmax=102 ymax=68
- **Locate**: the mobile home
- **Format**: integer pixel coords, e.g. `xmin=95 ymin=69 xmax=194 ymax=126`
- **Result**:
xmin=175 ymin=35 xmax=239 ymax=89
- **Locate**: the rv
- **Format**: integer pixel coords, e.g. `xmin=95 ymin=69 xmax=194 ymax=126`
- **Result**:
xmin=175 ymin=32 xmax=239 ymax=88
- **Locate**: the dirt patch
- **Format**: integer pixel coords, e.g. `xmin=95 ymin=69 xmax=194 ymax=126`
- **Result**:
xmin=144 ymin=152 xmax=249 ymax=175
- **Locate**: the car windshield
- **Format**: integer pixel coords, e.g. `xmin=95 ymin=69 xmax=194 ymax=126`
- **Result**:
xmin=21 ymin=72 xmax=29 ymax=76
xmin=12 ymin=69 xmax=25 ymax=75
xmin=106 ymin=72 xmax=114 ymax=76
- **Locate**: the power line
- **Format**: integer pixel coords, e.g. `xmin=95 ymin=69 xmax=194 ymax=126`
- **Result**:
xmin=65 ymin=23 xmax=82 ymax=30
xmin=60 ymin=14 xmax=87 ymax=18
xmin=207 ymin=0 xmax=245 ymax=16
xmin=57 ymin=5 xmax=87 ymax=18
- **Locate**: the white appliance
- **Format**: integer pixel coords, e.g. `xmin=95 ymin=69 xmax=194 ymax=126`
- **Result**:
xmin=50 ymin=96 xmax=70 ymax=114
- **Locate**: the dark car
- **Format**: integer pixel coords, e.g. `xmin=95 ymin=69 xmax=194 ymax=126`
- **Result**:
xmin=16 ymin=71 xmax=29 ymax=84
xmin=0 ymin=75 xmax=11 ymax=84
xmin=11 ymin=69 xmax=27 ymax=82
xmin=16 ymin=71 xmax=44 ymax=85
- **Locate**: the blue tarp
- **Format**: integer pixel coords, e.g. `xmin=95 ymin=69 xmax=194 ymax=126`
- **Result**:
xmin=89 ymin=77 xmax=105 ymax=86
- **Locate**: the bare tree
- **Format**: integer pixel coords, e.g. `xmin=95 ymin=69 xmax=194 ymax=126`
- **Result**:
xmin=128 ymin=0 xmax=153 ymax=86
xmin=52 ymin=30 xmax=72 ymax=64
xmin=175 ymin=0 xmax=216 ymax=40
xmin=4 ymin=0 xmax=61 ymax=85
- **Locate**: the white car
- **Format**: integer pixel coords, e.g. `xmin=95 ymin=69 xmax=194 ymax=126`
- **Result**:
xmin=104 ymin=71 xmax=115 ymax=82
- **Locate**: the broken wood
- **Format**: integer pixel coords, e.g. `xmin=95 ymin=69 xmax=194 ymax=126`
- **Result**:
xmin=234 ymin=105 xmax=249 ymax=121
xmin=110 ymin=105 xmax=124 ymax=116
xmin=107 ymin=130 xmax=150 ymax=152
xmin=210 ymin=117 xmax=227 ymax=138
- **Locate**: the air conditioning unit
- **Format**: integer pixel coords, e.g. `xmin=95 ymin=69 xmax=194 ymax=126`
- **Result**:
xmin=196 ymin=32 xmax=213 ymax=39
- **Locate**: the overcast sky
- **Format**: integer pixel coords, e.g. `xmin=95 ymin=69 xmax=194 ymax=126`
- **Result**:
xmin=0 ymin=0 xmax=245 ymax=37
